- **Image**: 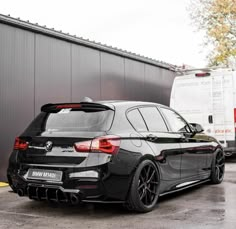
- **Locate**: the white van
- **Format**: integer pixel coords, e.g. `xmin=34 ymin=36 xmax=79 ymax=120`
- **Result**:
xmin=170 ymin=68 xmax=236 ymax=156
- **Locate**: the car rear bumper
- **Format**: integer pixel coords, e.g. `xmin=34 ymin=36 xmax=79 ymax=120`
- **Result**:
xmin=7 ymin=145 xmax=143 ymax=203
xmin=18 ymin=183 xmax=80 ymax=204
xmin=14 ymin=183 xmax=124 ymax=204
xmin=7 ymin=162 xmax=131 ymax=203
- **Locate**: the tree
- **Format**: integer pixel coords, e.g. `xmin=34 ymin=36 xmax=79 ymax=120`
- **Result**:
xmin=189 ymin=0 xmax=236 ymax=67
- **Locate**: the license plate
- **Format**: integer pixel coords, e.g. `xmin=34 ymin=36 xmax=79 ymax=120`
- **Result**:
xmin=27 ymin=169 xmax=62 ymax=182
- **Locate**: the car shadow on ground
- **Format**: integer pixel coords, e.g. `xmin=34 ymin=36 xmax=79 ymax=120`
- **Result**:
xmin=15 ymin=183 xmax=208 ymax=217
xmin=225 ymin=155 xmax=236 ymax=163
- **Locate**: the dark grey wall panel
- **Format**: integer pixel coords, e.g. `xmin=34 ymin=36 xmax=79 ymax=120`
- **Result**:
xmin=72 ymin=45 xmax=101 ymax=101
xmin=158 ymin=69 xmax=175 ymax=106
xmin=0 ymin=24 xmax=34 ymax=181
xmin=124 ymin=59 xmax=145 ymax=101
xmin=138 ymin=65 xmax=175 ymax=105
xmin=35 ymin=35 xmax=71 ymax=114
xmin=101 ymin=53 xmax=125 ymax=100
xmin=144 ymin=64 xmax=162 ymax=103
xmin=144 ymin=65 xmax=175 ymax=105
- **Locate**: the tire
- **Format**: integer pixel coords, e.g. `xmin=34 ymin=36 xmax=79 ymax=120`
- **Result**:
xmin=224 ymin=151 xmax=233 ymax=157
xmin=126 ymin=159 xmax=160 ymax=213
xmin=210 ymin=150 xmax=225 ymax=184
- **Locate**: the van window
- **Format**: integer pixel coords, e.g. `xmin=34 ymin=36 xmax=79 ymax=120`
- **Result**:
xmin=127 ymin=109 xmax=148 ymax=131
xmin=139 ymin=107 xmax=168 ymax=132
xmin=160 ymin=108 xmax=188 ymax=132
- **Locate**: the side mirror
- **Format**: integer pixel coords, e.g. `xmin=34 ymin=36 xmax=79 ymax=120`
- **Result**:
xmin=190 ymin=123 xmax=204 ymax=133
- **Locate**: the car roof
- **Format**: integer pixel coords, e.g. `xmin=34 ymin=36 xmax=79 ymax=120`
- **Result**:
xmin=40 ymin=100 xmax=170 ymax=112
xmin=96 ymin=100 xmax=169 ymax=109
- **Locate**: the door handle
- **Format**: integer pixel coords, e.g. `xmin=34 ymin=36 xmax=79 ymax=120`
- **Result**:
xmin=208 ymin=115 xmax=213 ymax=124
xmin=146 ymin=134 xmax=158 ymax=141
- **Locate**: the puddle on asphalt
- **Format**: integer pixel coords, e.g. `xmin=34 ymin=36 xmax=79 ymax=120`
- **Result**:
xmin=224 ymin=179 xmax=236 ymax=184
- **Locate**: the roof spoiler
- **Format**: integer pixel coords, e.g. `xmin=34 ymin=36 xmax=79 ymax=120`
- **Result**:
xmin=41 ymin=102 xmax=114 ymax=112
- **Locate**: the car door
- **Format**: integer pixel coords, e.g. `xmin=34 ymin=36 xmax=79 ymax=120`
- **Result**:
xmin=133 ymin=106 xmax=182 ymax=181
xmin=160 ymin=107 xmax=211 ymax=180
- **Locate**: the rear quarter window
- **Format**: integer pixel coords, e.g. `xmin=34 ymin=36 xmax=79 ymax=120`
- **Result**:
xmin=139 ymin=107 xmax=168 ymax=132
xmin=127 ymin=109 xmax=148 ymax=131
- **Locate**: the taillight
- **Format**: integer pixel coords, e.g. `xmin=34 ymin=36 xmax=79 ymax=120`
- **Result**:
xmin=74 ymin=140 xmax=91 ymax=152
xmin=74 ymin=135 xmax=120 ymax=155
xmin=195 ymin=72 xmax=210 ymax=77
xmin=91 ymin=136 xmax=120 ymax=154
xmin=14 ymin=137 xmax=28 ymax=151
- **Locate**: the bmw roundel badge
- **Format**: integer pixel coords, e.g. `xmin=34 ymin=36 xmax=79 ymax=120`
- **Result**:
xmin=45 ymin=141 xmax=53 ymax=152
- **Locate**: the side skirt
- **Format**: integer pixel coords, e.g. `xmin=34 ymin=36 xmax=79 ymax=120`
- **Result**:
xmin=159 ymin=179 xmax=210 ymax=197
xmin=82 ymin=200 xmax=125 ymax=204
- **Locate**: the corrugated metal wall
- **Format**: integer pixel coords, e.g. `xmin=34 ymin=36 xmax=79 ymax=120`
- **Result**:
xmin=0 ymin=21 xmax=175 ymax=181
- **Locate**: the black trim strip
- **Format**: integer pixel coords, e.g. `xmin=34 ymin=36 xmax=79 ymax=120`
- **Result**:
xmin=159 ymin=179 xmax=210 ymax=197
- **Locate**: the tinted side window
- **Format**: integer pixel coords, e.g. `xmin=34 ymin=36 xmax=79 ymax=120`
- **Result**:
xmin=139 ymin=107 xmax=168 ymax=132
xmin=127 ymin=109 xmax=148 ymax=131
xmin=160 ymin=108 xmax=188 ymax=132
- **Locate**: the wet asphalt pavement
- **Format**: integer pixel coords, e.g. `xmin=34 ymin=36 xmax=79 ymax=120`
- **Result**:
xmin=0 ymin=161 xmax=236 ymax=229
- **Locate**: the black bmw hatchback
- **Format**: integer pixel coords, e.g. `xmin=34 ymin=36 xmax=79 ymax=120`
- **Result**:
xmin=7 ymin=100 xmax=225 ymax=212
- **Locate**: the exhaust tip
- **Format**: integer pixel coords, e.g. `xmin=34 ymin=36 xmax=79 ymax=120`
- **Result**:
xmin=17 ymin=189 xmax=24 ymax=197
xmin=70 ymin=193 xmax=80 ymax=205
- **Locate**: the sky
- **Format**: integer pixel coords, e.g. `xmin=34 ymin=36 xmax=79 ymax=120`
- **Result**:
xmin=0 ymin=0 xmax=209 ymax=67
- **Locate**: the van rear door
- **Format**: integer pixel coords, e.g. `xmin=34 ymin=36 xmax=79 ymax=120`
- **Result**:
xmin=170 ymin=75 xmax=210 ymax=130
xmin=211 ymin=72 xmax=234 ymax=147
xmin=170 ymin=71 xmax=235 ymax=149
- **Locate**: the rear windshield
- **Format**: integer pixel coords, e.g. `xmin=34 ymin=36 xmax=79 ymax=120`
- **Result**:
xmin=23 ymin=109 xmax=114 ymax=135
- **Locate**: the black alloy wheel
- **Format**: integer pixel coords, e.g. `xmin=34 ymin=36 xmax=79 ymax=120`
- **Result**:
xmin=211 ymin=150 xmax=225 ymax=184
xmin=127 ymin=160 xmax=160 ymax=212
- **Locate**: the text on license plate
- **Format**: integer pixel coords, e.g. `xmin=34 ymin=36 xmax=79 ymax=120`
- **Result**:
xmin=27 ymin=169 xmax=62 ymax=181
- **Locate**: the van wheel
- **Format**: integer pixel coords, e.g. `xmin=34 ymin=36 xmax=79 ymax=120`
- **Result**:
xmin=211 ymin=150 xmax=225 ymax=184
xmin=126 ymin=160 xmax=160 ymax=213
xmin=225 ymin=151 xmax=233 ymax=157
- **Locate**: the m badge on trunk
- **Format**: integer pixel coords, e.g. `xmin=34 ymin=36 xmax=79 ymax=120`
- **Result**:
xmin=45 ymin=141 xmax=53 ymax=152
